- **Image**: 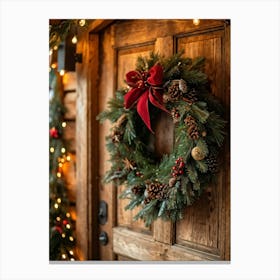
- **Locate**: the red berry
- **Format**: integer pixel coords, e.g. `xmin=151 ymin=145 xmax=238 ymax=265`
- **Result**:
xmin=179 ymin=170 xmax=183 ymax=175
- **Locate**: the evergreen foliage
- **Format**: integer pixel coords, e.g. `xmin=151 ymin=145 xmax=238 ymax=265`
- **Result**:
xmin=97 ymin=52 xmax=226 ymax=226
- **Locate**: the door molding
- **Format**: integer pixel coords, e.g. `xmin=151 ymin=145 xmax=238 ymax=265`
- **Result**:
xmin=76 ymin=20 xmax=114 ymax=260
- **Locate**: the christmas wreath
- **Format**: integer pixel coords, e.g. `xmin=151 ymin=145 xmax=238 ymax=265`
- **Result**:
xmin=97 ymin=52 xmax=226 ymax=226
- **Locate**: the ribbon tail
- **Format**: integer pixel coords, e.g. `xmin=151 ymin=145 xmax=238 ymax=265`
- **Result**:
xmin=137 ymin=90 xmax=154 ymax=133
xmin=149 ymin=89 xmax=170 ymax=114
xmin=124 ymin=88 xmax=144 ymax=109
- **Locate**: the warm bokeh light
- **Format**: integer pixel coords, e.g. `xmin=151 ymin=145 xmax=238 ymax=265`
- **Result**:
xmin=193 ymin=19 xmax=200 ymax=26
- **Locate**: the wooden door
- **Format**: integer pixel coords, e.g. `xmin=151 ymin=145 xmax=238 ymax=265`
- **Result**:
xmin=76 ymin=19 xmax=230 ymax=261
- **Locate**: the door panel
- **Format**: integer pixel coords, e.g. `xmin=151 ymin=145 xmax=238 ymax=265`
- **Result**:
xmin=174 ymin=29 xmax=227 ymax=257
xmin=91 ymin=19 xmax=230 ymax=261
xmin=117 ymin=45 xmax=154 ymax=89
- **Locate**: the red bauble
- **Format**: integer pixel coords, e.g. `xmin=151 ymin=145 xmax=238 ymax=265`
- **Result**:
xmin=62 ymin=219 xmax=68 ymax=225
xmin=50 ymin=127 xmax=59 ymax=138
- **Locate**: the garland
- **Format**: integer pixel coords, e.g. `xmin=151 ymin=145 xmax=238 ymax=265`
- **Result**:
xmin=97 ymin=52 xmax=226 ymax=226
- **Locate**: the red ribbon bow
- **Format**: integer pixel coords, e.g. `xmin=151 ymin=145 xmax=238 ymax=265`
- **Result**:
xmin=124 ymin=64 xmax=169 ymax=133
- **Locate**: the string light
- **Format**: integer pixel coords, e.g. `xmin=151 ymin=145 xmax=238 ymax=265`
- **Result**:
xmin=57 ymin=198 xmax=61 ymax=203
xmin=59 ymin=163 xmax=63 ymax=168
xmin=59 ymin=69 xmax=65 ymax=76
xmin=193 ymin=19 xmax=200 ymax=26
xmin=54 ymin=203 xmax=59 ymax=209
xmin=62 ymin=122 xmax=66 ymax=128
xmin=61 ymin=147 xmax=66 ymax=154
xmin=70 ymin=258 xmax=75 ymax=261
xmin=49 ymin=49 xmax=53 ymax=56
xmin=79 ymin=19 xmax=86 ymax=27
xmin=56 ymin=172 xmax=61 ymax=178
xmin=62 ymin=233 xmax=66 ymax=238
xmin=53 ymin=45 xmax=58 ymax=51
xmin=62 ymin=254 xmax=66 ymax=259
xmin=69 ymin=236 xmax=74 ymax=242
xmin=51 ymin=63 xmax=57 ymax=69
xmin=66 ymin=224 xmax=71 ymax=229
xmin=66 ymin=213 xmax=71 ymax=218
xmin=66 ymin=155 xmax=71 ymax=161
xmin=69 ymin=250 xmax=74 ymax=255
xmin=71 ymin=35 xmax=78 ymax=44
xmin=50 ymin=147 xmax=55 ymax=153
xmin=56 ymin=217 xmax=61 ymax=222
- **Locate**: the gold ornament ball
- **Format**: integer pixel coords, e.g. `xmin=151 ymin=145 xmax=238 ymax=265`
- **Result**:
xmin=191 ymin=146 xmax=205 ymax=161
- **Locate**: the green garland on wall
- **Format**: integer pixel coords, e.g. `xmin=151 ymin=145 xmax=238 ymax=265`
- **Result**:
xmin=97 ymin=51 xmax=226 ymax=226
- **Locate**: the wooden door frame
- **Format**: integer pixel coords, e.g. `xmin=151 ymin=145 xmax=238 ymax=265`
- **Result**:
xmin=76 ymin=19 xmax=230 ymax=261
xmin=75 ymin=20 xmax=114 ymax=260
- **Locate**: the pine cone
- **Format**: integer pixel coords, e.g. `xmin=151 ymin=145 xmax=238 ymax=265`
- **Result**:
xmin=131 ymin=185 xmax=144 ymax=195
xmin=206 ymin=155 xmax=218 ymax=173
xmin=185 ymin=89 xmax=197 ymax=104
xmin=184 ymin=116 xmax=199 ymax=140
xmin=144 ymin=182 xmax=169 ymax=203
xmin=184 ymin=115 xmax=195 ymax=126
xmin=168 ymin=83 xmax=182 ymax=101
xmin=171 ymin=108 xmax=180 ymax=124
xmin=187 ymin=126 xmax=199 ymax=140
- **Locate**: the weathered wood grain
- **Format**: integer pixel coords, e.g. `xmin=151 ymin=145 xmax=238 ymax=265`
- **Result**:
xmin=113 ymin=227 xmax=221 ymax=261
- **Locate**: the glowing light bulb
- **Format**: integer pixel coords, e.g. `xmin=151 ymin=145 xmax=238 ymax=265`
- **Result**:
xmin=69 ymin=236 xmax=74 ymax=242
xmin=61 ymin=158 xmax=65 ymax=163
xmin=54 ymin=203 xmax=59 ymax=209
xmin=59 ymin=69 xmax=65 ymax=76
xmin=51 ymin=63 xmax=57 ymax=69
xmin=62 ymin=233 xmax=66 ymax=238
xmin=193 ymin=19 xmax=200 ymax=26
xmin=69 ymin=250 xmax=74 ymax=255
xmin=62 ymin=254 xmax=66 ymax=259
xmin=66 ymin=155 xmax=71 ymax=161
xmin=49 ymin=49 xmax=53 ymax=56
xmin=62 ymin=122 xmax=66 ymax=128
xmin=71 ymin=35 xmax=77 ymax=44
xmin=79 ymin=19 xmax=86 ymax=27
xmin=66 ymin=213 xmax=71 ymax=218
xmin=56 ymin=172 xmax=61 ymax=178
xmin=50 ymin=147 xmax=54 ymax=153
xmin=59 ymin=163 xmax=63 ymax=168
xmin=56 ymin=217 xmax=61 ymax=221
xmin=61 ymin=147 xmax=66 ymax=153
xmin=66 ymin=224 xmax=71 ymax=229
xmin=57 ymin=198 xmax=61 ymax=203
xmin=53 ymin=45 xmax=58 ymax=51
xmin=70 ymin=258 xmax=75 ymax=261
